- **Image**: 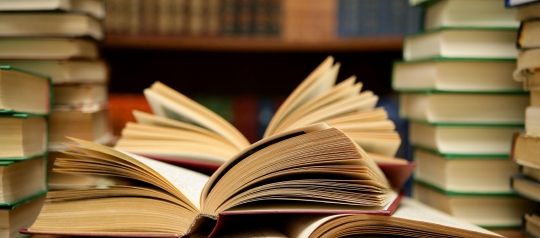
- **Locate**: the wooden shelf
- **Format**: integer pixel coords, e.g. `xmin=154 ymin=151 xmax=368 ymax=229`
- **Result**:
xmin=102 ymin=35 xmax=404 ymax=52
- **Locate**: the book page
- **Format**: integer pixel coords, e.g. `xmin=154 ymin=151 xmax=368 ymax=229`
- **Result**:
xmin=282 ymin=214 xmax=339 ymax=238
xmin=393 ymin=198 xmax=502 ymax=236
xmin=123 ymin=152 xmax=210 ymax=208
xmin=68 ymin=138 xmax=209 ymax=210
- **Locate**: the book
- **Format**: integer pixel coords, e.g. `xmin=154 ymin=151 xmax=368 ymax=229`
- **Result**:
xmin=523 ymin=212 xmax=540 ymax=238
xmin=526 ymin=106 xmax=540 ymax=136
xmin=510 ymin=174 xmax=540 ymax=201
xmin=403 ymin=28 xmax=519 ymax=61
xmin=505 ymin=0 xmax=540 ymax=7
xmin=209 ymin=197 xmax=503 ymax=238
xmin=138 ymin=57 xmax=401 ymax=159
xmin=517 ymin=19 xmax=540 ymax=49
xmin=0 ymin=66 xmax=51 ymax=115
xmin=0 ymin=0 xmax=105 ymax=19
xmin=23 ymin=123 xmax=402 ymax=237
xmin=423 ymin=0 xmax=518 ymax=30
xmin=414 ymin=148 xmax=519 ymax=193
xmin=48 ymin=107 xmax=113 ymax=151
xmin=409 ymin=121 xmax=522 ymax=155
xmin=511 ymin=132 xmax=540 ymax=168
xmin=515 ymin=1 xmax=540 ymax=21
xmin=392 ymin=59 xmax=522 ymax=92
xmin=514 ymin=48 xmax=540 ymax=85
xmin=53 ymin=84 xmax=108 ymax=108
xmin=413 ymin=181 xmax=537 ymax=228
xmin=1 ymin=195 xmax=45 ymax=238
xmin=0 ymin=38 xmax=99 ymax=60
xmin=0 ymin=157 xmax=46 ymax=205
xmin=0 ymin=115 xmax=47 ymax=159
xmin=522 ymin=165 xmax=540 ymax=181
xmin=0 ymin=13 xmax=104 ymax=41
xmin=399 ymin=92 xmax=529 ymax=124
xmin=0 ymin=60 xmax=108 ymax=84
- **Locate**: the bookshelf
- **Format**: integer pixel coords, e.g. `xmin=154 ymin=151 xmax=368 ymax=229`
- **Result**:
xmin=103 ymin=35 xmax=404 ymax=52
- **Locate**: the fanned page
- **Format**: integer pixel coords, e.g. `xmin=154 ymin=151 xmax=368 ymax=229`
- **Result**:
xmin=144 ymin=82 xmax=250 ymax=150
xmin=67 ymin=138 xmax=210 ymax=210
xmin=282 ymin=197 xmax=502 ymax=238
xmin=263 ymin=56 xmax=337 ymax=137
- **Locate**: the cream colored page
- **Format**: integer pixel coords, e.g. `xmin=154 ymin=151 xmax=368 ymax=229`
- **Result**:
xmin=394 ymin=198 xmax=502 ymax=236
xmin=121 ymin=151 xmax=210 ymax=210
xmin=283 ymin=214 xmax=341 ymax=238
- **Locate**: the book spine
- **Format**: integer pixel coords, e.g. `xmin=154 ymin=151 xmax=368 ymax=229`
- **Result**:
xmin=338 ymin=0 xmax=360 ymax=37
xmin=358 ymin=0 xmax=380 ymax=36
xmin=267 ymin=0 xmax=280 ymax=36
xmin=253 ymin=0 xmax=269 ymax=36
xmin=237 ymin=0 xmax=253 ymax=36
xmin=188 ymin=0 xmax=205 ymax=36
xmin=127 ymin=0 xmax=141 ymax=35
xmin=207 ymin=0 xmax=220 ymax=36
xmin=157 ymin=0 xmax=173 ymax=35
xmin=172 ymin=0 xmax=187 ymax=35
xmin=220 ymin=0 xmax=237 ymax=36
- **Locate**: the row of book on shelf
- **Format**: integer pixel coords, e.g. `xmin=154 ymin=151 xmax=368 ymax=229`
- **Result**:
xmin=104 ymin=0 xmax=423 ymax=39
xmin=394 ymin=0 xmax=540 ymax=236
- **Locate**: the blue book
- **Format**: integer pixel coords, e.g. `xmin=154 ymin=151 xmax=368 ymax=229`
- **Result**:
xmin=337 ymin=0 xmax=360 ymax=37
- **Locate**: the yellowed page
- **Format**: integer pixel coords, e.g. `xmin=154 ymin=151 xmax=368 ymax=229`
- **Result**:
xmin=392 ymin=198 xmax=502 ymax=236
xmin=264 ymin=56 xmax=335 ymax=137
xmin=144 ymin=84 xmax=249 ymax=150
xmin=68 ymin=138 xmax=210 ymax=210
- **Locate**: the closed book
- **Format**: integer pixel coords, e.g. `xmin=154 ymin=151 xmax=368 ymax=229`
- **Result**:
xmin=413 ymin=181 xmax=537 ymax=228
xmin=515 ymin=1 xmax=540 ymax=21
xmin=403 ymin=28 xmax=519 ymax=61
xmin=0 ymin=13 xmax=104 ymax=41
xmin=517 ymin=19 xmax=540 ymax=49
xmin=409 ymin=121 xmax=522 ymax=155
xmin=0 ymin=115 xmax=47 ymax=160
xmin=413 ymin=148 xmax=518 ymax=193
xmin=0 ymin=60 xmax=108 ymax=84
xmin=0 ymin=159 xmax=46 ymax=206
xmin=0 ymin=66 xmax=51 ymax=116
xmin=511 ymin=131 xmax=540 ymax=168
xmin=514 ymin=48 xmax=540 ymax=85
xmin=0 ymin=0 xmax=105 ymax=19
xmin=505 ymin=0 xmax=539 ymax=7
xmin=392 ymin=59 xmax=522 ymax=92
xmin=399 ymin=92 xmax=528 ymax=124
xmin=1 ymin=194 xmax=45 ymax=238
xmin=523 ymin=212 xmax=540 ymax=238
xmin=0 ymin=38 xmax=99 ymax=60
xmin=510 ymin=174 xmax=540 ymax=201
xmin=423 ymin=0 xmax=518 ymax=30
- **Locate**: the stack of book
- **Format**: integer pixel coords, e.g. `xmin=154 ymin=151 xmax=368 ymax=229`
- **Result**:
xmin=508 ymin=1 xmax=540 ymax=237
xmin=0 ymin=0 xmax=113 ymax=168
xmin=0 ymin=67 xmax=50 ymax=238
xmin=394 ymin=0 xmax=536 ymax=235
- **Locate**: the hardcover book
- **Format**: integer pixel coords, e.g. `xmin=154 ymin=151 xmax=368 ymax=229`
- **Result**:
xmin=23 ymin=124 xmax=403 ymax=237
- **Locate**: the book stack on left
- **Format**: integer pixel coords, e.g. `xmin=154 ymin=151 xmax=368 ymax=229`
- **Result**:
xmin=395 ymin=0 xmax=536 ymax=236
xmin=0 ymin=67 xmax=50 ymax=237
xmin=508 ymin=0 xmax=540 ymax=237
xmin=0 ymin=0 xmax=113 ymax=173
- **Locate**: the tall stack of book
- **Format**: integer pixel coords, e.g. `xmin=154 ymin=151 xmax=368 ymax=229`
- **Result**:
xmin=0 ymin=67 xmax=50 ymax=238
xmin=508 ymin=1 xmax=540 ymax=237
xmin=0 ymin=0 xmax=113 ymax=172
xmin=394 ymin=0 xmax=536 ymax=235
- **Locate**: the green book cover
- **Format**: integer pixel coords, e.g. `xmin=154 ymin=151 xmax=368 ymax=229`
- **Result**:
xmin=414 ymin=179 xmax=519 ymax=197
xmin=0 ymin=190 xmax=46 ymax=210
xmin=413 ymin=146 xmax=511 ymax=159
xmin=0 ymin=66 xmax=53 ymax=116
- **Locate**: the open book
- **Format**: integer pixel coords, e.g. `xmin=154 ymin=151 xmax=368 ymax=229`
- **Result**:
xmin=205 ymin=197 xmax=502 ymax=238
xmin=23 ymin=123 xmax=401 ymax=237
xmin=112 ymin=56 xmax=410 ymax=186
